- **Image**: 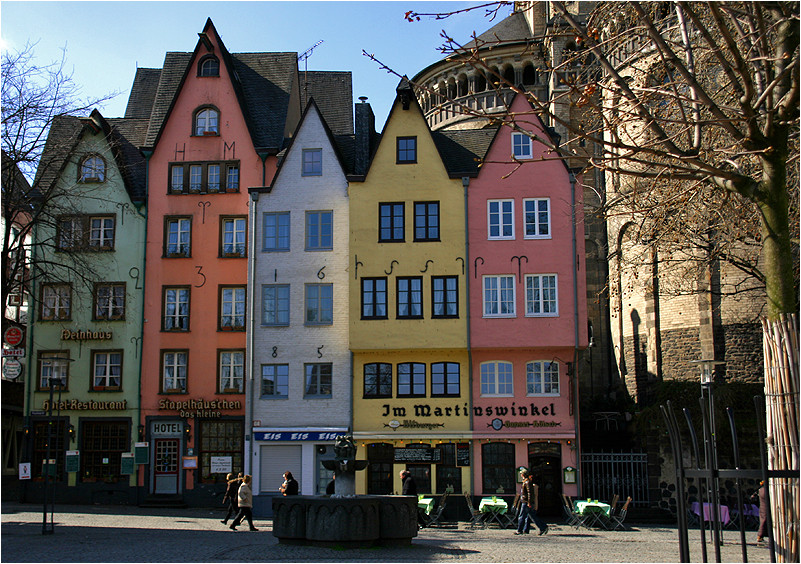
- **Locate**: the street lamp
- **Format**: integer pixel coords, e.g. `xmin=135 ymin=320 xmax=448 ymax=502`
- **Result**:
xmin=691 ymin=358 xmax=726 ymax=552
xmin=41 ymin=356 xmax=71 ymax=535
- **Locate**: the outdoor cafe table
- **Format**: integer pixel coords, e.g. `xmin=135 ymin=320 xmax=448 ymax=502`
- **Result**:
xmin=418 ymin=497 xmax=435 ymax=515
xmin=479 ymin=497 xmax=511 ymax=527
xmin=574 ymin=500 xmax=612 ymax=516
xmin=691 ymin=502 xmax=731 ymax=525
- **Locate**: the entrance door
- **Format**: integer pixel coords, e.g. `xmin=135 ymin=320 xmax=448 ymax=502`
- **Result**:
xmin=528 ymin=443 xmax=562 ymax=516
xmin=154 ymin=438 xmax=180 ymax=494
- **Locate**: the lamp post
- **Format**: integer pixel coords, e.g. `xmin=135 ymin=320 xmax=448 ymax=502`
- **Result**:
xmin=692 ymin=359 xmax=726 ymax=557
xmin=41 ymin=356 xmax=71 ymax=535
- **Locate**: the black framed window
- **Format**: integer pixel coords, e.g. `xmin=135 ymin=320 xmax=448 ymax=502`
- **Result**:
xmin=432 ymin=276 xmax=458 ymax=318
xmin=361 ymin=278 xmax=387 ymax=319
xmin=367 ymin=443 xmax=394 ymax=494
xmin=94 ymin=282 xmax=125 ymax=321
xmin=397 ymin=362 xmax=426 ymax=397
xmin=32 ymin=420 xmax=66 ymax=480
xmin=414 ymin=202 xmax=439 ymax=241
xmin=481 ymin=442 xmax=516 ymax=494
xmin=364 ymin=363 xmax=392 ymax=398
xmin=379 ymin=203 xmax=404 ymax=242
xmin=431 ymin=362 xmax=460 ymax=396
xmin=40 ymin=284 xmax=71 ymax=321
xmin=198 ymin=56 xmax=220 ymax=77
xmin=397 ymin=277 xmax=423 ymax=319
xmin=92 ymin=350 xmax=122 ymax=390
xmin=436 ymin=443 xmax=462 ymax=494
xmin=81 ymin=420 xmax=128 ymax=483
xmin=397 ymin=136 xmax=417 ymax=163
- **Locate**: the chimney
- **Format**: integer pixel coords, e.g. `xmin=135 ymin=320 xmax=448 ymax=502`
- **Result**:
xmin=354 ymin=96 xmax=375 ymax=176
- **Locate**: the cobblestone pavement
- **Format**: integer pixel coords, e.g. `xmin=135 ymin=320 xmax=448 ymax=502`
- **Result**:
xmin=2 ymin=503 xmax=770 ymax=563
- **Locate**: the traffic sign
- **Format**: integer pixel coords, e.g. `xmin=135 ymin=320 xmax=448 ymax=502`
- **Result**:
xmin=4 ymin=327 xmax=23 ymax=347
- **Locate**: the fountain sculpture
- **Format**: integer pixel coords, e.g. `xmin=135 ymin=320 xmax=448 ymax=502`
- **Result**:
xmin=272 ymin=435 xmax=418 ymax=546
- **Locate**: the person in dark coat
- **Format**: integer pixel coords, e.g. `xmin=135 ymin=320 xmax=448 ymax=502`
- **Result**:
xmin=280 ymin=471 xmax=299 ymax=496
xmin=221 ymin=472 xmax=240 ymax=525
xmin=326 ymin=474 xmax=336 ymax=495
xmin=515 ymin=469 xmax=548 ymax=535
xmin=400 ymin=469 xmax=417 ymax=495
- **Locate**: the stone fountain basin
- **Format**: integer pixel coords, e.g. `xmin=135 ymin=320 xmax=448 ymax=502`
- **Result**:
xmin=272 ymin=495 xmax=418 ymax=546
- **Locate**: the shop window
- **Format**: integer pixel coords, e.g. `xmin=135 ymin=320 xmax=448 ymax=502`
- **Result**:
xmin=436 ymin=443 xmax=462 ymax=494
xmin=80 ymin=420 xmax=128 ymax=483
xmin=366 ymin=443 xmax=394 ymax=494
xmin=32 ymin=420 xmax=67 ymax=481
xmin=405 ymin=443 xmax=432 ymax=493
xmin=481 ymin=442 xmax=515 ymax=494
xmin=199 ymin=420 xmax=243 ymax=483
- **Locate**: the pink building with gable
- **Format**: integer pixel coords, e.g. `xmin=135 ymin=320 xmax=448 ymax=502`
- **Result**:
xmin=467 ymin=94 xmax=588 ymax=515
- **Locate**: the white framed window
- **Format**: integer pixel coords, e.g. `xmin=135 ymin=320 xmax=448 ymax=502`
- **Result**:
xmin=195 ymin=108 xmax=219 ymax=135
xmin=523 ymin=198 xmax=550 ymax=239
xmin=89 ymin=217 xmax=115 ymax=248
xmin=220 ymin=286 xmax=246 ymax=330
xmin=41 ymin=284 xmax=71 ymax=320
xmin=165 ymin=217 xmax=191 ymax=257
xmin=302 ymin=148 xmax=322 ymax=176
xmin=262 ymin=284 xmax=289 ymax=326
xmin=189 ymin=164 xmax=203 ymax=192
xmin=226 ymin=164 xmax=239 ymax=191
xmin=512 ymin=132 xmax=533 ymax=159
xmin=221 ymin=217 xmax=246 ymax=257
xmin=92 ymin=351 xmax=122 ymax=390
xmin=527 ymin=361 xmax=559 ymax=395
xmin=170 ymin=165 xmax=184 ymax=191
xmin=79 ymin=155 xmax=105 ymax=182
xmin=525 ymin=274 xmax=558 ymax=316
xmin=261 ymin=364 xmax=289 ymax=398
xmin=480 ymin=361 xmax=513 ymax=396
xmin=488 ymin=199 xmax=514 ymax=239
xmin=208 ymin=164 xmax=221 ymax=192
xmin=162 ymin=351 xmax=188 ymax=393
xmin=219 ymin=350 xmax=244 ymax=393
xmin=483 ymin=275 xmax=516 ymax=317
xmin=163 ymin=286 xmax=190 ymax=331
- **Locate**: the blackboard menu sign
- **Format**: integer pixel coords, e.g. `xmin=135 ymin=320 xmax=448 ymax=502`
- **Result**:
xmin=456 ymin=443 xmax=470 ymax=466
xmin=394 ymin=448 xmax=442 ymax=463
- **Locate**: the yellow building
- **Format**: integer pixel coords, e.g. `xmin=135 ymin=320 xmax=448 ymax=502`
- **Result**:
xmin=349 ymin=79 xmax=494 ymax=495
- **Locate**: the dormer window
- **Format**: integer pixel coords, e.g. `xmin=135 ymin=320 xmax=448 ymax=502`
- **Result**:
xmin=198 ymin=56 xmax=219 ymax=77
xmin=79 ymin=155 xmax=105 ymax=182
xmin=194 ymin=107 xmax=219 ymax=136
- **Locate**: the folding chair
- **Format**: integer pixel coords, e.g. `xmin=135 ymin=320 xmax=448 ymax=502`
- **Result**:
xmin=497 ymin=493 xmax=520 ymax=528
xmin=464 ymin=492 xmax=487 ymax=529
xmin=609 ymin=496 xmax=632 ymax=530
xmin=427 ymin=491 xmax=450 ymax=528
xmin=562 ymin=494 xmax=589 ymax=528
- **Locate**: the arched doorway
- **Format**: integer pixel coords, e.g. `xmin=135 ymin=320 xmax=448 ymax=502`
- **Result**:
xmin=528 ymin=442 xmax=562 ymax=516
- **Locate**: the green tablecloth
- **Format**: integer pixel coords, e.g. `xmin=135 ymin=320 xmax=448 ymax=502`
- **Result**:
xmin=575 ymin=500 xmax=611 ymax=516
xmin=418 ymin=497 xmax=435 ymax=515
xmin=478 ymin=497 xmax=508 ymax=515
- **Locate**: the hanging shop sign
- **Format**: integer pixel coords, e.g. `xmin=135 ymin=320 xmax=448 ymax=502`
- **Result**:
xmin=158 ymin=398 xmax=242 ymax=419
xmin=4 ymin=326 xmax=24 ymax=347
xmin=3 ymin=359 xmax=23 ymax=380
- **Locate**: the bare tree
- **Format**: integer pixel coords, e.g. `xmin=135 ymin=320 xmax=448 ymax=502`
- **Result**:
xmin=1 ymin=42 xmax=119 ymax=320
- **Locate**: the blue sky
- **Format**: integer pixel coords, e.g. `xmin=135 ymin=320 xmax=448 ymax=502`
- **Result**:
xmin=1 ymin=1 xmax=504 ymax=128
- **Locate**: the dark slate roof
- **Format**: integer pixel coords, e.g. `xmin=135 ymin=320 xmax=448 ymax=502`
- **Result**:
xmin=303 ymin=71 xmax=353 ymax=136
xmin=433 ymin=127 xmax=499 ymax=177
xmin=464 ymin=10 xmax=534 ymax=49
xmin=125 ymin=68 xmax=161 ymax=119
xmin=143 ymin=52 xmax=192 ymax=147
xmin=34 ymin=113 xmax=147 ymax=203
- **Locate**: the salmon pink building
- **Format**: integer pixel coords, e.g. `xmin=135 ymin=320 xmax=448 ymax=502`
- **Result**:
xmin=467 ymin=94 xmax=587 ymax=515
xmin=136 ymin=19 xmax=306 ymax=503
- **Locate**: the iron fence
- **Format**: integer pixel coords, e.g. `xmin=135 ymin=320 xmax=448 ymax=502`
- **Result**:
xmin=580 ymin=451 xmax=649 ymax=507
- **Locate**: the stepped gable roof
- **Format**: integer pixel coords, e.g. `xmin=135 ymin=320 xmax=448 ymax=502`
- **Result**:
xmin=34 ymin=111 xmax=147 ymax=203
xmin=125 ymin=68 xmax=161 ymax=119
xmin=142 ymin=18 xmax=298 ymax=152
xmin=463 ymin=10 xmax=534 ymax=49
xmin=302 ymin=71 xmax=354 ymax=136
xmin=433 ymin=127 xmax=499 ymax=177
